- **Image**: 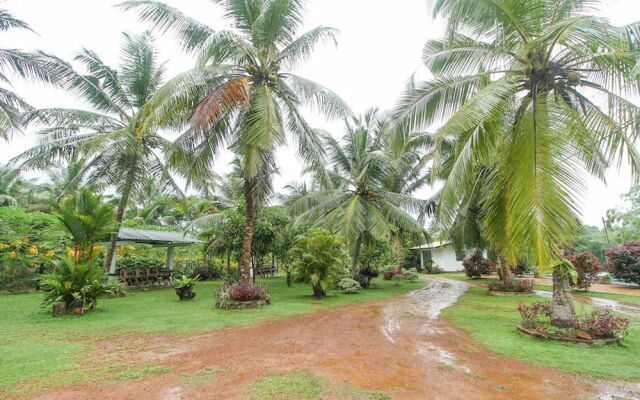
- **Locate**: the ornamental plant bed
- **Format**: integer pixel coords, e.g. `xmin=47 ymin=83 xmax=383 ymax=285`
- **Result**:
xmin=516 ymin=324 xmax=624 ymax=346
xmin=517 ymin=302 xmax=630 ymax=346
xmin=488 ymin=279 xmax=534 ymax=294
xmin=214 ymin=281 xmax=270 ymax=310
xmin=215 ymin=298 xmax=270 ymax=310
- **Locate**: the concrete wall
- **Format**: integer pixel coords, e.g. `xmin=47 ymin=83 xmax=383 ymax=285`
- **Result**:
xmin=430 ymin=245 xmax=463 ymax=272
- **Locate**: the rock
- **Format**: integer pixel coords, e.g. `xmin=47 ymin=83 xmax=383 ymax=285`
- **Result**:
xmin=576 ymin=331 xmax=592 ymax=341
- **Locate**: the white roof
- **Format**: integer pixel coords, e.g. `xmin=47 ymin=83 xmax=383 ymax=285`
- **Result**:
xmin=410 ymin=240 xmax=453 ymax=250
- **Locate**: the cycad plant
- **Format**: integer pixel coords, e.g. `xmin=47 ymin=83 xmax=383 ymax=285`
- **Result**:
xmin=121 ymin=0 xmax=350 ymax=283
xmin=395 ymin=0 xmax=640 ymax=326
xmin=51 ymin=189 xmax=116 ymax=263
xmin=13 ymin=33 xmax=183 ymax=274
xmin=291 ymin=110 xmax=429 ymax=273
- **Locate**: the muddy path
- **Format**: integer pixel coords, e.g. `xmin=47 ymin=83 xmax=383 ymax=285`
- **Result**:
xmin=28 ymin=279 xmax=628 ymax=399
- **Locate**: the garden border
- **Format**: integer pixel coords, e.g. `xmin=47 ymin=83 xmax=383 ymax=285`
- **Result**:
xmin=516 ymin=325 xmax=624 ymax=346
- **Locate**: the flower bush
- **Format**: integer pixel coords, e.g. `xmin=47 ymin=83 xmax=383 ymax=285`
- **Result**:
xmin=575 ymin=309 xmax=630 ymax=338
xmin=606 ymin=241 xmax=640 ymax=285
xmin=517 ymin=302 xmax=551 ymax=329
xmin=216 ymin=281 xmax=269 ymax=303
xmin=567 ymin=252 xmax=602 ymax=291
xmin=462 ymin=251 xmax=494 ymax=279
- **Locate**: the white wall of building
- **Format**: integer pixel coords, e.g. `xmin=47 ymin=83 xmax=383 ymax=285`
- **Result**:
xmin=430 ymin=245 xmax=463 ymax=272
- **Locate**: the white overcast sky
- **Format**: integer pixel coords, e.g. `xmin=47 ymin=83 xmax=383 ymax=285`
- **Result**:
xmin=1 ymin=0 xmax=639 ymax=227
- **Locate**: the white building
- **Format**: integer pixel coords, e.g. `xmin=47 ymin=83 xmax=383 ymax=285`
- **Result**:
xmin=411 ymin=241 xmax=471 ymax=272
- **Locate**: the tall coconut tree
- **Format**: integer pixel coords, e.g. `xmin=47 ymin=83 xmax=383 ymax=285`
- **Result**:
xmin=13 ymin=32 xmax=183 ymax=276
xmin=0 ymin=165 xmax=36 ymax=206
xmin=0 ymin=6 xmax=56 ymax=140
xmin=380 ymin=125 xmax=434 ymax=271
xmin=121 ymin=0 xmax=351 ymax=283
xmin=291 ymin=109 xmax=429 ymax=273
xmin=395 ymin=0 xmax=640 ymax=326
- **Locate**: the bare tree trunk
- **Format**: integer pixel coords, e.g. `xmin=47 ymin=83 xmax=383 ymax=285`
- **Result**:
xmin=551 ymin=270 xmax=577 ymax=328
xmin=240 ymin=181 xmax=255 ymax=284
xmin=351 ymin=234 xmax=362 ymax=274
xmin=104 ymin=166 xmax=136 ymax=275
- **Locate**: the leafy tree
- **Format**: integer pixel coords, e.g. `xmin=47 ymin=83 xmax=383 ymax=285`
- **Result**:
xmin=567 ymin=252 xmax=601 ymax=291
xmin=606 ymin=241 xmax=640 ymax=285
xmin=121 ymin=0 xmax=350 ymax=283
xmin=607 ymin=185 xmax=640 ymax=243
xmin=572 ymin=225 xmax=609 ymax=262
xmin=292 ymin=110 xmax=429 ymax=273
xmin=396 ymin=0 xmax=640 ymax=325
xmin=51 ymin=190 xmax=116 ymax=263
xmin=14 ymin=33 xmax=183 ymax=274
xmin=291 ymin=228 xmax=346 ymax=297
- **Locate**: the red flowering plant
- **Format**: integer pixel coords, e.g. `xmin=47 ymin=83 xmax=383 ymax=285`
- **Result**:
xmin=575 ymin=309 xmax=630 ymax=338
xmin=567 ymin=252 xmax=602 ymax=291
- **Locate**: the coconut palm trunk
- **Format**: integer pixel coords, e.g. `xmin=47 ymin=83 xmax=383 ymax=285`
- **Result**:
xmin=395 ymin=233 xmax=404 ymax=273
xmin=105 ymin=166 xmax=136 ymax=276
xmin=550 ymin=270 xmax=577 ymax=327
xmin=351 ymin=234 xmax=362 ymax=274
xmin=499 ymin=256 xmax=512 ymax=284
xmin=240 ymin=181 xmax=255 ymax=284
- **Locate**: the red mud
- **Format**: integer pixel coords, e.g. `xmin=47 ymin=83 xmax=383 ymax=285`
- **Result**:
xmin=26 ymin=279 xmax=624 ymax=400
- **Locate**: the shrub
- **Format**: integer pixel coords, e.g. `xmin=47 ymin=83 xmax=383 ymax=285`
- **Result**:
xmin=216 ymin=281 xmax=269 ymax=303
xmin=517 ymin=302 xmax=551 ymax=329
xmin=40 ymin=257 xmax=113 ymax=311
xmin=575 ymin=309 xmax=630 ymax=338
xmin=488 ymin=279 xmax=534 ymax=293
xmin=599 ymin=273 xmax=613 ymax=284
xmin=117 ymin=256 xmax=164 ymax=271
xmin=568 ymin=252 xmax=602 ymax=291
xmin=403 ymin=251 xmax=422 ymax=272
xmin=606 ymin=241 xmax=640 ymax=285
xmin=353 ymin=266 xmax=379 ymax=289
xmin=430 ymin=265 xmax=444 ymax=274
xmin=337 ymin=278 xmax=362 ymax=294
xmin=391 ymin=274 xmax=404 ymax=285
xmin=291 ymin=229 xmax=346 ymax=297
xmin=192 ymin=263 xmax=223 ymax=281
xmin=462 ymin=251 xmax=494 ymax=279
xmin=174 ymin=274 xmax=200 ymax=289
xmin=404 ymin=268 xmax=419 ymax=282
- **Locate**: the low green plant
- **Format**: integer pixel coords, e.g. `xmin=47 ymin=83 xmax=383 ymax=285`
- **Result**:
xmin=40 ymin=257 xmax=113 ymax=310
xmin=337 ymin=278 xmax=361 ymax=294
xmin=291 ymin=229 xmax=346 ymax=298
xmin=174 ymin=275 xmax=200 ymax=289
xmin=391 ymin=274 xmax=404 ymax=286
xmin=404 ymin=268 xmax=419 ymax=282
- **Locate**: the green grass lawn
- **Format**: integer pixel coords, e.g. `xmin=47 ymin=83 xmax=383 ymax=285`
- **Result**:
xmin=0 ymin=277 xmax=425 ymax=397
xmin=442 ymin=286 xmax=640 ymax=380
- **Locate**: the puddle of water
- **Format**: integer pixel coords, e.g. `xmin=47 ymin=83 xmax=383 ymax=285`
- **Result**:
xmin=164 ymin=386 xmax=184 ymax=400
xmin=597 ymin=381 xmax=640 ymax=400
xmin=536 ymin=291 xmax=640 ymax=317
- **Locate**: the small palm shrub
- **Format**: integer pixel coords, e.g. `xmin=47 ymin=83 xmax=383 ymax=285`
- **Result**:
xmin=291 ymin=229 xmax=346 ymax=298
xmin=462 ymin=251 xmax=494 ymax=279
xmin=174 ymin=275 xmax=199 ymax=300
xmin=40 ymin=256 xmax=113 ymax=311
xmin=337 ymin=278 xmax=361 ymax=294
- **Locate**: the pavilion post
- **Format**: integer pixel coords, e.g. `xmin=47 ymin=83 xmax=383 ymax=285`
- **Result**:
xmin=166 ymin=245 xmax=175 ymax=271
xmin=108 ymin=248 xmax=118 ymax=282
xmin=419 ymin=249 xmax=424 ymax=271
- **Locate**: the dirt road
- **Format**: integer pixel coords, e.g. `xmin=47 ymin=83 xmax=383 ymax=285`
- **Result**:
xmin=31 ymin=278 xmax=629 ymax=399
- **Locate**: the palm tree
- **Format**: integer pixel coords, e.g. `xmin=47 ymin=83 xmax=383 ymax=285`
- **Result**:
xmin=0 ymin=165 xmax=36 ymax=206
xmin=0 ymin=7 xmax=55 ymax=140
xmin=395 ymin=0 xmax=640 ymax=326
xmin=121 ymin=0 xmax=351 ymax=283
xmin=380 ymin=125 xmax=434 ymax=270
xmin=13 ymin=32 xmax=183 ymax=276
xmin=291 ymin=109 xmax=429 ymax=273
